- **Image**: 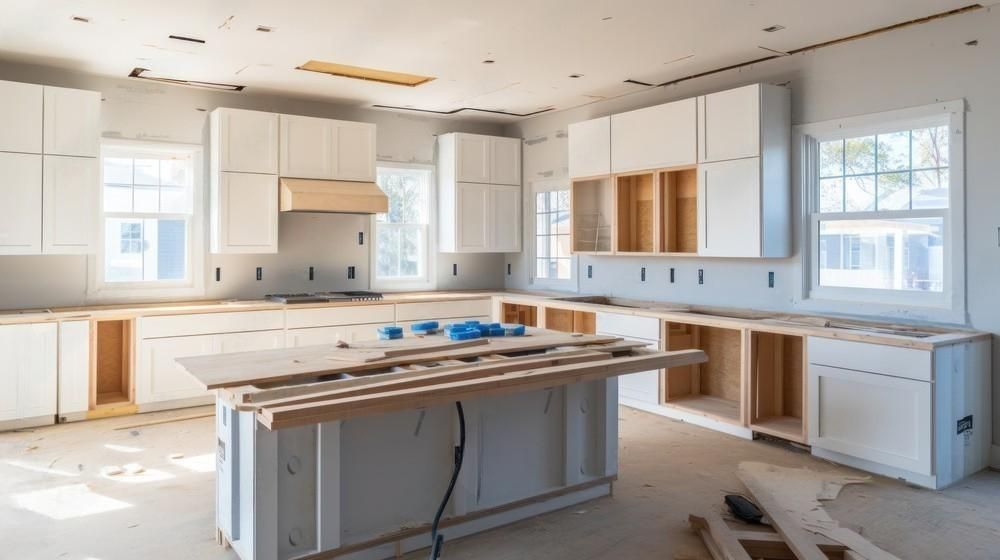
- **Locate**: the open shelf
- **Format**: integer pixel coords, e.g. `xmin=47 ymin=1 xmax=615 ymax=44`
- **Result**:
xmin=658 ymin=167 xmax=698 ymax=254
xmin=93 ymin=319 xmax=133 ymax=408
xmin=571 ymin=176 xmax=614 ymax=253
xmin=749 ymin=331 xmax=805 ymax=443
xmin=502 ymin=303 xmax=538 ymax=327
xmin=662 ymin=321 xmax=743 ymax=425
xmin=615 ymin=172 xmax=655 ymax=253
xmin=544 ymin=307 xmax=596 ymax=334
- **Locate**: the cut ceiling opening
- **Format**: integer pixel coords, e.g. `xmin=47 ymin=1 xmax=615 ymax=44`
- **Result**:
xmin=296 ymin=60 xmax=434 ymax=87
xmin=127 ymin=68 xmax=245 ymax=91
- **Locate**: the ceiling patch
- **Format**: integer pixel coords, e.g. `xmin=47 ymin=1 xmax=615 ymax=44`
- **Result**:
xmin=127 ymin=68 xmax=245 ymax=92
xmin=168 ymin=34 xmax=205 ymax=44
xmin=296 ymin=60 xmax=434 ymax=87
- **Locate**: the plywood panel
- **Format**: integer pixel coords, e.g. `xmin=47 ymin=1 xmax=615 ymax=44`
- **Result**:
xmin=660 ymin=168 xmax=697 ymax=254
xmin=545 ymin=308 xmax=574 ymax=333
xmin=502 ymin=304 xmax=537 ymax=327
xmin=571 ymin=177 xmax=613 ymax=253
xmin=94 ymin=320 xmax=132 ymax=406
xmin=615 ymin=173 xmax=654 ymax=253
xmin=699 ymin=326 xmax=742 ymax=402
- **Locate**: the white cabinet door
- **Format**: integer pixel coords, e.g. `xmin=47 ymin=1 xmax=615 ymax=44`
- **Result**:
xmin=58 ymin=320 xmax=90 ymax=417
xmin=334 ymin=121 xmax=376 ymax=182
xmin=456 ymin=134 xmax=491 ymax=184
xmin=0 ymin=323 xmax=57 ymax=422
xmin=490 ymin=137 xmax=521 ymax=185
xmin=809 ymin=364 xmax=932 ymax=475
xmin=0 ymin=152 xmax=42 ymax=254
xmin=611 ymin=98 xmax=697 ymax=173
xmin=137 ymin=335 xmax=218 ymax=404
xmin=698 ymin=84 xmax=760 ymax=163
xmin=456 ymin=182 xmax=489 ymax=251
xmin=489 ymin=184 xmax=521 ymax=252
xmin=214 ymin=171 xmax=278 ymax=253
xmin=218 ymin=330 xmax=285 ymax=353
xmin=43 ymin=155 xmax=98 ymax=254
xmin=285 ymin=324 xmax=378 ymax=347
xmin=596 ymin=313 xmax=661 ymax=406
xmin=0 ymin=80 xmax=43 ymax=154
xmin=279 ymin=114 xmax=335 ymax=179
xmin=698 ymin=158 xmax=761 ymax=257
xmin=616 ymin=337 xmax=660 ymax=405
xmin=43 ymin=86 xmax=100 ymax=157
xmin=216 ymin=109 xmax=279 ymax=174
xmin=568 ymin=116 xmax=611 ymax=178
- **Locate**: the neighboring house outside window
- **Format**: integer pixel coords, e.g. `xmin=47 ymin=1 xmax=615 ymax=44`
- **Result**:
xmin=373 ymin=163 xmax=435 ymax=290
xmin=796 ymin=100 xmax=965 ymax=322
xmin=90 ymin=142 xmax=204 ymax=299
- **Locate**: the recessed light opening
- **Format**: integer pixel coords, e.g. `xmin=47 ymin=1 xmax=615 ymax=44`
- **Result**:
xmin=127 ymin=68 xmax=244 ymax=91
xmin=482 ymin=59 xmax=495 ymax=64
xmin=71 ymin=15 xmax=90 ymax=23
xmin=256 ymin=25 xmax=274 ymax=33
xmin=569 ymin=74 xmax=583 ymax=78
xmin=168 ymin=34 xmax=206 ymax=44
xmin=762 ymin=25 xmax=785 ymax=32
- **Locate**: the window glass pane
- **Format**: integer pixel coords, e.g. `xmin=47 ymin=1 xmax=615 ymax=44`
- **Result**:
xmin=104 ymin=218 xmax=143 ymax=282
xmin=876 ymin=131 xmax=909 ymax=172
xmin=819 ymin=178 xmax=843 ymax=213
xmin=536 ymin=192 xmax=548 ymax=213
xmin=550 ymin=235 xmax=562 ymax=259
xmin=555 ymin=234 xmax=571 ymax=258
xmin=844 ymin=175 xmax=876 ymax=212
xmin=912 ymin=168 xmax=949 ymax=209
xmin=548 ymin=191 xmax=560 ymax=213
xmin=159 ymin=159 xmax=191 ymax=187
xmin=555 ymin=211 xmax=570 ymax=235
xmin=160 ymin=185 xmax=190 ymax=214
xmin=912 ymin=126 xmax=948 ymax=169
xmin=876 ymin=172 xmax=910 ymax=210
xmin=844 ymin=136 xmax=875 ymax=175
xmin=104 ymin=185 xmax=132 ymax=213
xmin=154 ymin=219 xmax=187 ymax=281
xmin=536 ymin=213 xmax=549 ymax=236
xmin=819 ymin=140 xmax=843 ymax=178
xmin=133 ymin=159 xmax=159 ymax=186
xmin=818 ymin=218 xmax=943 ymax=292
xmin=536 ymin=258 xmax=550 ymax=279
xmin=133 ymin=185 xmax=159 ymax=213
xmin=375 ymin=226 xmax=400 ymax=278
xmin=399 ymin=225 xmax=422 ymax=277
xmin=104 ymin=158 xmax=133 ymax=185
xmin=556 ymin=190 xmax=570 ymax=211
xmin=555 ymin=258 xmax=571 ymax=279
xmin=536 ymin=236 xmax=550 ymax=259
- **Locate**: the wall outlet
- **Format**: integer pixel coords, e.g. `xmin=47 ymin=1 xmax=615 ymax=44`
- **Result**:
xmin=255 ymin=267 xmax=262 ymax=281
xmin=358 ymin=231 xmax=364 ymax=245
xmin=215 ymin=267 xmax=221 ymax=282
xmin=698 ymin=269 xmax=704 ymax=285
xmin=347 ymin=266 xmax=356 ymax=280
xmin=507 ymin=263 xmax=511 ymax=275
xmin=452 ymin=263 xmax=458 ymax=276
xmin=768 ymin=271 xmax=774 ymax=288
xmin=587 ymin=265 xmax=593 ymax=279
xmin=309 ymin=266 xmax=315 ymax=281
xmin=640 ymin=266 xmax=646 ymax=282
xmin=669 ymin=267 xmax=675 ymax=284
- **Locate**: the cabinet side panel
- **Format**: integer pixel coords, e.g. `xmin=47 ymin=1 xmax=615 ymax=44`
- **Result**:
xmin=760 ymin=84 xmax=791 ymax=258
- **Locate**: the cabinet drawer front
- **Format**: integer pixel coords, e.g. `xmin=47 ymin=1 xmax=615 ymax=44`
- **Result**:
xmin=808 ymin=364 xmax=931 ymax=475
xmin=286 ymin=304 xmax=395 ymax=329
xmin=286 ymin=323 xmax=387 ymax=347
xmin=807 ymin=337 xmax=931 ymax=381
xmin=395 ymin=299 xmax=492 ymax=322
xmin=141 ymin=310 xmax=284 ymax=339
xmin=595 ymin=312 xmax=659 ymax=340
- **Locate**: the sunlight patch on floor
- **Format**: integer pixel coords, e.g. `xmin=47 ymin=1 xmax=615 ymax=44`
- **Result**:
xmin=169 ymin=453 xmax=215 ymax=473
xmin=104 ymin=443 xmax=143 ymax=453
xmin=12 ymin=483 xmax=131 ymax=520
xmin=3 ymin=459 xmax=81 ymax=477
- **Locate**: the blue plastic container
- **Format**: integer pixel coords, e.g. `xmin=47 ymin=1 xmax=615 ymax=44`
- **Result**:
xmin=409 ymin=321 xmax=440 ymax=335
xmin=376 ymin=325 xmax=404 ymax=340
xmin=501 ymin=323 xmax=526 ymax=336
xmin=448 ymin=328 xmax=482 ymax=341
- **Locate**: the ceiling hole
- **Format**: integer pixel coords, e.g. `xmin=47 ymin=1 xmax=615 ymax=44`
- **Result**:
xmin=569 ymin=74 xmax=583 ymax=78
xmin=256 ymin=25 xmax=274 ymax=33
xmin=762 ymin=24 xmax=785 ymax=32
xmin=71 ymin=15 xmax=90 ymax=23
xmin=168 ymin=34 xmax=206 ymax=44
xmin=482 ymin=59 xmax=495 ymax=64
xmin=602 ymin=16 xmax=613 ymax=21
xmin=965 ymin=39 xmax=979 ymax=46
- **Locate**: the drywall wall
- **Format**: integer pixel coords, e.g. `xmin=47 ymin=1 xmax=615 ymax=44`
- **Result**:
xmin=504 ymin=7 xmax=1000 ymax=454
xmin=0 ymin=60 xmax=505 ymax=309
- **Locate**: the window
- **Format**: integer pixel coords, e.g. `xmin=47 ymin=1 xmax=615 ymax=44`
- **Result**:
xmin=798 ymin=101 xmax=964 ymax=319
xmin=531 ymin=180 xmax=575 ymax=288
xmin=374 ymin=164 xmax=434 ymax=289
xmin=91 ymin=142 xmax=203 ymax=298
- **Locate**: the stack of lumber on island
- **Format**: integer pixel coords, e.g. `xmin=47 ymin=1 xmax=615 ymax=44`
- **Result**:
xmin=178 ymin=329 xmax=708 ymax=430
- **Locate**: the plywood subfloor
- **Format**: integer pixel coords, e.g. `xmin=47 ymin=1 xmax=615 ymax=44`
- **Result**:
xmin=1 ymin=407 xmax=998 ymax=560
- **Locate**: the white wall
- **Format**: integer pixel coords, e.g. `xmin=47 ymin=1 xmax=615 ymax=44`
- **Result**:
xmin=0 ymin=60 xmax=505 ymax=309
xmin=504 ymin=8 xmax=1000 ymax=451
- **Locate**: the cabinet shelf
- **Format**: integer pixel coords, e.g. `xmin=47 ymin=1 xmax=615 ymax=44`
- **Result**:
xmin=662 ymin=321 xmax=744 ymax=426
xmin=749 ymin=330 xmax=805 ymax=443
xmin=571 ymin=177 xmax=614 ymax=253
xmin=615 ymin=173 xmax=655 ymax=253
xmin=658 ymin=168 xmax=698 ymax=254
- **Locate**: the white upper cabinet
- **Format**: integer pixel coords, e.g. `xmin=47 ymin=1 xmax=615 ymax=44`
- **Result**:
xmin=279 ymin=114 xmax=335 ymax=179
xmin=0 ymin=81 xmax=43 ymax=154
xmin=490 ymin=136 xmax=522 ymax=185
xmin=43 ymin=155 xmax=98 ymax=254
xmin=0 ymin=152 xmax=42 ymax=254
xmin=490 ymin=184 xmax=522 ymax=252
xmin=333 ymin=120 xmax=376 ymax=182
xmin=43 ymin=86 xmax=100 ymax=158
xmin=438 ymin=133 xmax=522 ymax=253
xmin=611 ymin=98 xmax=697 ymax=173
xmin=211 ymin=172 xmax=278 ymax=253
xmin=455 ymin=134 xmax=491 ymax=183
xmin=213 ymin=108 xmax=279 ymax=174
xmin=569 ymin=116 xmax=611 ymax=178
xmin=698 ymin=84 xmax=761 ymax=163
xmin=698 ymin=158 xmax=761 ymax=257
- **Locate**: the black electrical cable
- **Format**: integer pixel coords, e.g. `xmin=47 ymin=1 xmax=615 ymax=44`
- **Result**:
xmin=429 ymin=401 xmax=466 ymax=559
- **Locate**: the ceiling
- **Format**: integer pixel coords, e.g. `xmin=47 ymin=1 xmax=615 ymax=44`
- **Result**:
xmin=0 ymin=0 xmax=978 ymax=120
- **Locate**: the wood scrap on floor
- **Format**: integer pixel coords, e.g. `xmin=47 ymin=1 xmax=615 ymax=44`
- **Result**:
xmin=112 ymin=411 xmax=214 ymax=430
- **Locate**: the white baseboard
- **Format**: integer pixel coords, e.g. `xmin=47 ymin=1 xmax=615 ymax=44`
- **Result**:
xmin=620 ymin=398 xmax=754 ymax=440
xmin=812 ymin=447 xmax=938 ymax=489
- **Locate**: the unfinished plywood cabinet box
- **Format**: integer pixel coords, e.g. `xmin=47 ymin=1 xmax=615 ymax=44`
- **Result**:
xmin=92 ymin=319 xmax=134 ymax=409
xmin=502 ymin=303 xmax=538 ymax=327
xmin=749 ymin=331 xmax=806 ymax=443
xmin=571 ymin=176 xmax=614 ymax=253
xmin=662 ymin=322 xmax=745 ymax=431
xmin=658 ymin=167 xmax=698 ymax=254
xmin=615 ymin=172 xmax=655 ymax=254
xmin=544 ymin=307 xmax=596 ymax=334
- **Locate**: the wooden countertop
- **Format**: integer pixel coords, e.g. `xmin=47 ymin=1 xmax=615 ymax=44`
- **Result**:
xmin=0 ymin=288 xmax=986 ymax=350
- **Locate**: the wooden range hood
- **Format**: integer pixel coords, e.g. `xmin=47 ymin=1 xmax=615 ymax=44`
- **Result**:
xmin=279 ymin=178 xmax=389 ymax=214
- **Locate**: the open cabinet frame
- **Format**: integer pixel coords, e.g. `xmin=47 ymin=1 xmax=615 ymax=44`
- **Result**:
xmin=570 ymin=175 xmax=615 ymax=254
xmin=89 ymin=317 xmax=136 ymax=416
xmin=748 ymin=329 xmax=807 ymax=443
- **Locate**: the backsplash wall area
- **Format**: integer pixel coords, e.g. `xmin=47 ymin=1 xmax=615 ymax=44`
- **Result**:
xmin=0 ymin=60 xmax=504 ymax=309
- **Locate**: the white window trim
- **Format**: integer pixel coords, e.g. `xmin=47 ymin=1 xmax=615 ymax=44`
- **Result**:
xmin=793 ymin=100 xmax=966 ymax=324
xmin=87 ymin=139 xmax=206 ymax=301
xmin=529 ymin=178 xmax=578 ymax=292
xmin=370 ymin=161 xmax=437 ymax=292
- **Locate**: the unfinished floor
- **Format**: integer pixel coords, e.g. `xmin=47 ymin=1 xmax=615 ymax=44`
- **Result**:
xmin=1 ymin=407 xmax=997 ymax=560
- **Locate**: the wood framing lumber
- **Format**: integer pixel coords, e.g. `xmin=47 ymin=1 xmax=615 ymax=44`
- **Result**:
xmin=259 ymin=349 xmax=707 ymax=429
xmin=688 ymin=514 xmax=753 ymax=560
xmin=737 ymin=469 xmax=830 ymax=560
xmin=322 ymin=337 xmax=489 ymax=363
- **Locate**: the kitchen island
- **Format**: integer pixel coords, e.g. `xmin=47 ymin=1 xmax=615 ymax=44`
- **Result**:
xmin=178 ymin=329 xmax=705 ymax=560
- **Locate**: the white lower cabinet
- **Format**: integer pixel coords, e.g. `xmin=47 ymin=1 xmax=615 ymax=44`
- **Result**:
xmin=57 ymin=320 xmax=91 ymax=420
xmin=0 ymin=323 xmax=57 ymax=427
xmin=286 ymin=324 xmax=379 ymax=347
xmin=596 ymin=312 xmax=661 ymax=406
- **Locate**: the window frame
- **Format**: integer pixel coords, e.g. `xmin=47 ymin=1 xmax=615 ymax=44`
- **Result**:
xmin=370 ymin=161 xmax=437 ymax=292
xmin=88 ymin=140 xmax=205 ymax=301
xmin=794 ymin=100 xmax=966 ymax=323
xmin=529 ymin=178 xmax=577 ymax=291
